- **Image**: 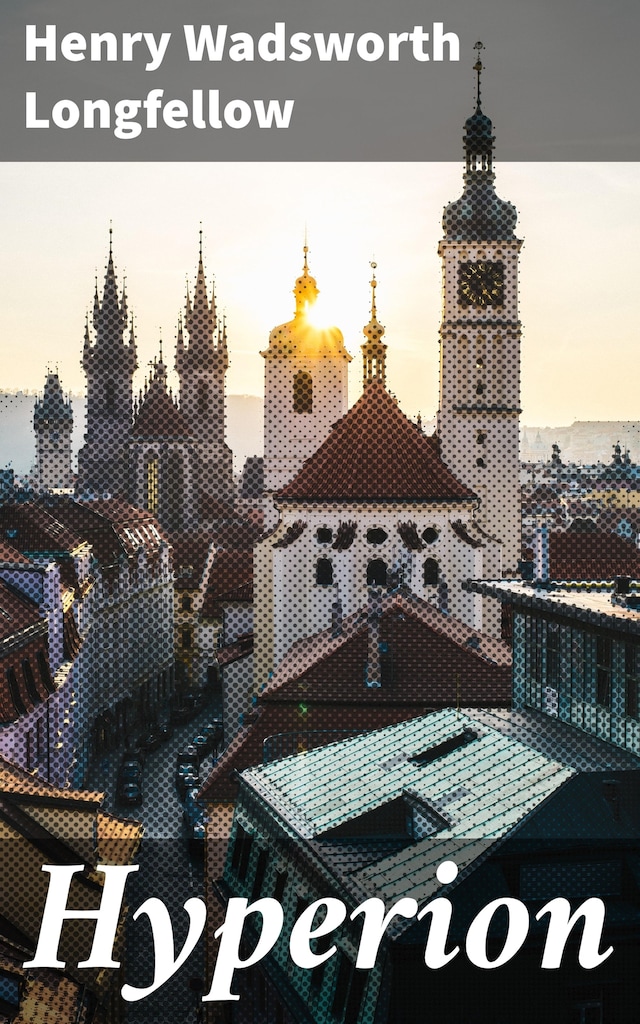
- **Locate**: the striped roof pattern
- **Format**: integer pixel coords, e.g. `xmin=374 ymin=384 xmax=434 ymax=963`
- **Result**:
xmin=243 ymin=709 xmax=574 ymax=904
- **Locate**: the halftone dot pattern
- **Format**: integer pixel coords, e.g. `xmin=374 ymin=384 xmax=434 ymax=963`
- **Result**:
xmin=1 ymin=77 xmax=639 ymax=1024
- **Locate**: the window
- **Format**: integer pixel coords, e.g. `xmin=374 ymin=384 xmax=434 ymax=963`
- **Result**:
xmin=316 ymin=527 xmax=332 ymax=544
xmin=366 ymin=528 xmax=387 ymax=545
xmin=105 ymin=379 xmax=116 ymax=412
xmin=331 ymin=956 xmax=352 ymax=1019
xmin=181 ymin=594 xmax=193 ymax=612
xmin=251 ymin=849 xmax=269 ymax=901
xmin=230 ymin=824 xmax=253 ymax=882
xmin=0 ymin=969 xmax=21 ymax=1018
xmin=546 ymin=622 xmax=560 ymax=687
xmin=197 ymin=379 xmax=208 ymax=415
xmin=316 ymin=558 xmax=334 ymax=585
xmin=596 ymin=637 xmax=612 ymax=707
xmin=422 ymin=527 xmax=438 ymax=544
xmin=293 ymin=371 xmax=313 ymax=413
xmin=367 ymin=559 xmax=387 ymax=587
xmin=476 ymin=431 xmax=487 ymax=445
xmin=180 ymin=627 xmax=193 ymax=650
xmin=146 ymin=457 xmax=159 ymax=514
xmin=22 ymin=659 xmax=41 ymax=705
xmin=476 ymin=457 xmax=486 ymax=468
xmin=423 ymin=558 xmax=439 ymax=586
xmin=625 ymin=644 xmax=640 ymax=719
xmin=274 ymin=869 xmax=288 ymax=903
xmin=6 ymin=668 xmax=26 ymax=716
xmin=37 ymin=651 xmax=54 ymax=693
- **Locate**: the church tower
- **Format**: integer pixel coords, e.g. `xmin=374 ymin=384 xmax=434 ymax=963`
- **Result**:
xmin=77 ymin=229 xmax=137 ymax=498
xmin=437 ymin=44 xmax=522 ymax=575
xmin=33 ymin=371 xmax=74 ymax=493
xmin=175 ymin=233 xmax=234 ymax=517
xmin=262 ymin=246 xmax=351 ymax=494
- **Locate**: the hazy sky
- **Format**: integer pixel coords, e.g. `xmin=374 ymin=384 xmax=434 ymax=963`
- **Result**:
xmin=0 ymin=160 xmax=637 ymax=427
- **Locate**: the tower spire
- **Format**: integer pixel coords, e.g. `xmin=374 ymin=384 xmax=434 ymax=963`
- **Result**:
xmin=361 ymin=261 xmax=387 ymax=387
xmin=473 ymin=40 xmax=484 ymax=110
xmin=293 ymin=240 xmax=319 ymax=317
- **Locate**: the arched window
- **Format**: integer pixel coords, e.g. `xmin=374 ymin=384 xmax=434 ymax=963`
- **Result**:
xmin=316 ymin=558 xmax=333 ymax=586
xmin=198 ymin=379 xmax=208 ymax=415
xmin=367 ymin=559 xmax=387 ymax=587
xmin=105 ymin=379 xmax=116 ymax=412
xmin=37 ymin=651 xmax=54 ymax=693
xmin=6 ymin=668 xmax=26 ymax=716
xmin=293 ymin=371 xmax=313 ymax=413
xmin=22 ymin=659 xmax=41 ymax=705
xmin=423 ymin=558 xmax=439 ymax=586
xmin=145 ymin=456 xmax=159 ymax=514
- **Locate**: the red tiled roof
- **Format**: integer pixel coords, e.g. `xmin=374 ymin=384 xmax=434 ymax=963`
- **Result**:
xmin=200 ymin=593 xmax=511 ymax=804
xmin=265 ymin=592 xmax=511 ymax=705
xmin=0 ymin=541 xmax=31 ymax=565
xmin=278 ymin=381 xmax=476 ymax=503
xmin=201 ymin=550 xmax=253 ymax=618
xmin=548 ymin=528 xmax=640 ymax=580
xmin=0 ymin=504 xmax=85 ymax=555
xmin=132 ymin=380 xmax=189 ymax=439
xmin=58 ymin=499 xmax=167 ymax=566
xmin=0 ymin=580 xmax=41 ymax=641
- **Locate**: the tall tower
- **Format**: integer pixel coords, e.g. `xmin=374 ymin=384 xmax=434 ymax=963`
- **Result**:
xmin=77 ymin=230 xmax=137 ymax=497
xmin=361 ymin=263 xmax=387 ymax=388
xmin=437 ymin=44 xmax=522 ymax=575
xmin=262 ymin=246 xmax=351 ymax=493
xmin=175 ymin=233 xmax=234 ymax=515
xmin=33 ymin=371 xmax=74 ymax=493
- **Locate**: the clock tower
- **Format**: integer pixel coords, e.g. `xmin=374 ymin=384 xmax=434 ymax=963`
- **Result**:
xmin=438 ymin=44 xmax=522 ymax=577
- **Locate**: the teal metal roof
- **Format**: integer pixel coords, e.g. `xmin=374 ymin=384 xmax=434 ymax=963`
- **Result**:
xmin=243 ymin=709 xmax=575 ymax=904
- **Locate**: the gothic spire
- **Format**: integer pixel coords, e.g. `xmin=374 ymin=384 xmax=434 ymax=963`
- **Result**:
xmin=293 ymin=243 xmax=319 ymax=317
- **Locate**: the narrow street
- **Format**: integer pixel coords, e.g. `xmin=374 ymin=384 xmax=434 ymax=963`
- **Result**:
xmin=88 ymin=698 xmax=222 ymax=1023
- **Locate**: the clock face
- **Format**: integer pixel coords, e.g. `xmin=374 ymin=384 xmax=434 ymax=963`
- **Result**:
xmin=458 ymin=261 xmax=504 ymax=307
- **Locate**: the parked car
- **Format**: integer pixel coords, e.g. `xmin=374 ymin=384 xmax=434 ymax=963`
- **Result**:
xmin=176 ymin=746 xmax=200 ymax=770
xmin=122 ymin=746 xmax=145 ymax=767
xmin=203 ymin=720 xmax=224 ymax=754
xmin=117 ymin=758 xmax=143 ymax=806
xmin=117 ymin=777 xmax=143 ymax=806
xmin=191 ymin=734 xmax=209 ymax=758
xmin=183 ymin=787 xmax=206 ymax=857
xmin=176 ymin=766 xmax=201 ymax=800
xmin=119 ymin=757 xmax=143 ymax=781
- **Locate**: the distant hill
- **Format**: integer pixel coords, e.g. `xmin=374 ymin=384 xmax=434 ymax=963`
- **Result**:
xmin=5 ymin=391 xmax=636 ymax=478
xmin=0 ymin=392 xmax=263 ymax=476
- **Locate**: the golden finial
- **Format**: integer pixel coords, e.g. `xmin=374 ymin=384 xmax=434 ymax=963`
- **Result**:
xmin=369 ymin=260 xmax=378 ymax=317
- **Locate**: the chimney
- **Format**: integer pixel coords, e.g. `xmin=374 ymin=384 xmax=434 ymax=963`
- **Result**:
xmin=366 ymin=587 xmax=383 ymax=688
xmin=534 ymin=522 xmax=549 ymax=582
xmin=331 ymin=586 xmax=343 ymax=638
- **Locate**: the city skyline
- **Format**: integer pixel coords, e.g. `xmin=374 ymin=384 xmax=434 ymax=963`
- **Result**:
xmin=0 ymin=160 xmax=638 ymax=427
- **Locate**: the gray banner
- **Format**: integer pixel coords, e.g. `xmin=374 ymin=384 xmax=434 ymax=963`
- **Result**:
xmin=1 ymin=0 xmax=638 ymax=160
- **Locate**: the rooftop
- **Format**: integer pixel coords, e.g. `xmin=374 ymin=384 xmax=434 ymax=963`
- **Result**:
xmin=466 ymin=579 xmax=640 ymax=635
xmin=278 ymin=381 xmax=476 ymax=504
